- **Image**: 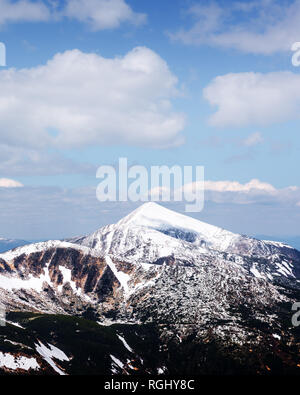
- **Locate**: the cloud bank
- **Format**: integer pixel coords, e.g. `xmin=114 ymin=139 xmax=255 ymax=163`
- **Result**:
xmin=0 ymin=0 xmax=50 ymax=26
xmin=170 ymin=0 xmax=300 ymax=54
xmin=0 ymin=178 xmax=23 ymax=188
xmin=0 ymin=47 xmax=184 ymax=149
xmin=64 ymin=0 xmax=146 ymax=30
xmin=203 ymin=71 xmax=300 ymax=128
xmin=0 ymin=0 xmax=146 ymax=30
xmin=180 ymin=178 xmax=300 ymax=206
xmin=1 ymin=182 xmax=300 ymax=239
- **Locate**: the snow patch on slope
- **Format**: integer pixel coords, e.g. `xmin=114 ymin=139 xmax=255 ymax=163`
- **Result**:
xmin=0 ymin=264 xmax=52 ymax=292
xmin=105 ymin=256 xmax=130 ymax=295
xmin=0 ymin=240 xmax=99 ymax=262
xmin=110 ymin=354 xmax=124 ymax=370
xmin=117 ymin=334 xmax=133 ymax=353
xmin=0 ymin=352 xmax=39 ymax=371
xmin=57 ymin=266 xmax=81 ymax=295
xmin=35 ymin=341 xmax=69 ymax=375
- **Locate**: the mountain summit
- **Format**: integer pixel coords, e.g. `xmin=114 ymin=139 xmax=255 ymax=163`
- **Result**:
xmin=73 ymin=202 xmax=300 ymax=271
xmin=116 ymin=202 xmax=238 ymax=250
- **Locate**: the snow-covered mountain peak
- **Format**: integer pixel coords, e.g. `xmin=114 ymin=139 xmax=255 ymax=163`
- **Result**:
xmin=115 ymin=202 xmax=238 ymax=251
xmin=69 ymin=203 xmax=300 ymax=272
xmin=118 ymin=202 xmax=228 ymax=234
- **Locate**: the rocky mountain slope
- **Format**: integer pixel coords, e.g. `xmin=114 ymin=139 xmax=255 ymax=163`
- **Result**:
xmin=0 ymin=203 xmax=299 ymax=375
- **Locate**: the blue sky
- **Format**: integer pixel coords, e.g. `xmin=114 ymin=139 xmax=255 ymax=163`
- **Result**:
xmin=0 ymin=0 xmax=300 ymax=240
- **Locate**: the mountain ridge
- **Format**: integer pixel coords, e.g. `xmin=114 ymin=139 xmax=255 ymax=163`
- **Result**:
xmin=0 ymin=203 xmax=299 ymax=375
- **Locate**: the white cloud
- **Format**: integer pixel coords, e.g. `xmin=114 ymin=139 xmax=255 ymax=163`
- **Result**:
xmin=0 ymin=178 xmax=23 ymax=188
xmin=203 ymin=71 xmax=300 ymax=128
xmin=242 ymin=132 xmax=264 ymax=147
xmin=64 ymin=0 xmax=146 ymax=30
xmin=178 ymin=179 xmax=300 ymax=206
xmin=181 ymin=179 xmax=277 ymax=196
xmin=170 ymin=0 xmax=300 ymax=54
xmin=205 ymin=179 xmax=276 ymax=194
xmin=0 ymin=0 xmax=50 ymax=25
xmin=0 ymin=47 xmax=185 ymax=149
xmin=0 ymin=0 xmax=145 ymax=30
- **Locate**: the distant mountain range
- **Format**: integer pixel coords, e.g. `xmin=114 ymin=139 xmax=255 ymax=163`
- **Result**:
xmin=0 ymin=203 xmax=299 ymax=375
xmin=0 ymin=238 xmax=29 ymax=253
